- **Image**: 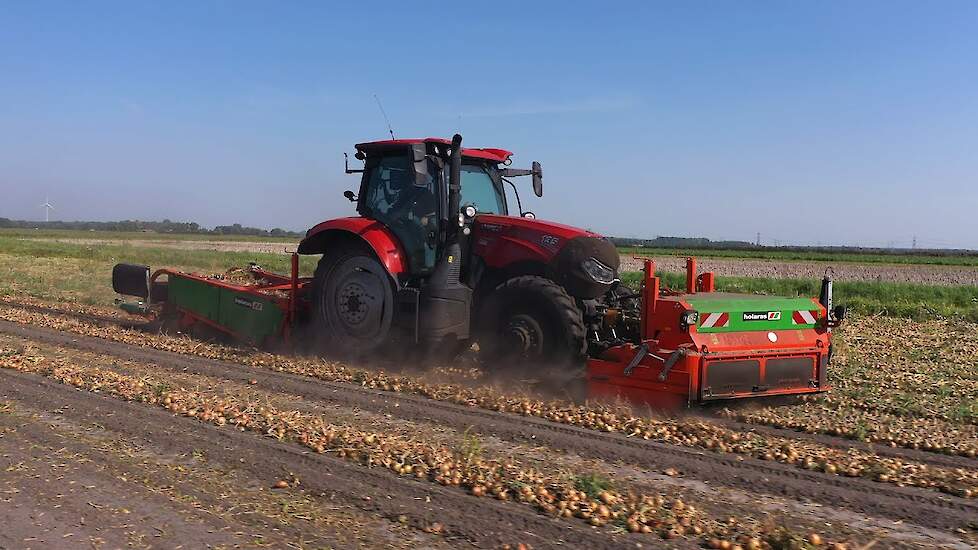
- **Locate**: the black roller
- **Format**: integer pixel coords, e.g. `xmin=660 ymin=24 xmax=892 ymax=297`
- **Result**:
xmin=112 ymin=263 xmax=150 ymax=298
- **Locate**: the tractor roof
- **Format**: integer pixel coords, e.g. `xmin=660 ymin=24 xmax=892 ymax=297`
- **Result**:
xmin=355 ymin=138 xmax=513 ymax=164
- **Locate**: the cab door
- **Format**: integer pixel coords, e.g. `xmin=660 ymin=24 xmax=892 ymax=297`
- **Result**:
xmin=358 ymin=151 xmax=440 ymax=275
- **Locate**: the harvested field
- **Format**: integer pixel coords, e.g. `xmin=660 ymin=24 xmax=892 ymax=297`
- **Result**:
xmin=17 ymin=233 xmax=978 ymax=286
xmin=19 ymin=236 xmax=295 ymax=255
xmin=8 ymin=233 xmax=978 ymax=324
xmin=620 ymin=255 xmax=978 ymax=286
xmin=0 ymin=399 xmax=434 ymax=550
xmin=2 ymin=234 xmax=977 ymax=548
xmin=717 ymin=315 xmax=978 ymax=457
xmin=1 ymin=297 xmax=975 ymax=495
xmin=0 ymin=295 xmax=975 ymax=548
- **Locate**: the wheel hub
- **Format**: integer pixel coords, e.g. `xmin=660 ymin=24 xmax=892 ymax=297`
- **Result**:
xmin=506 ymin=314 xmax=543 ymax=355
xmin=338 ymin=281 xmax=373 ymax=325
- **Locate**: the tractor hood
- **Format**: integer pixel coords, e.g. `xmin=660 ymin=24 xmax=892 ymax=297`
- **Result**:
xmin=475 ymin=214 xmax=602 ymax=240
xmin=471 ymin=214 xmax=619 ymax=299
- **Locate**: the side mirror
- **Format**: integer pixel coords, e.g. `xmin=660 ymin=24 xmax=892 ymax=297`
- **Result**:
xmin=343 ymin=190 xmax=357 ymax=202
xmin=344 ymin=152 xmax=365 ymax=174
xmin=531 ymin=161 xmax=543 ymax=197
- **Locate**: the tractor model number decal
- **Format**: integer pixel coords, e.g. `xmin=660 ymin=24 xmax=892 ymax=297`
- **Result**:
xmin=234 ymin=296 xmax=264 ymax=311
xmin=540 ymin=235 xmax=560 ymax=249
xmin=743 ymin=311 xmax=780 ymax=321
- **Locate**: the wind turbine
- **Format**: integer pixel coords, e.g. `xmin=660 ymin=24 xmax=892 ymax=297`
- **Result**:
xmin=41 ymin=195 xmax=55 ymax=222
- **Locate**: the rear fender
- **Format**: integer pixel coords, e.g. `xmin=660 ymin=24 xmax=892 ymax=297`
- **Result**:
xmin=297 ymin=218 xmax=407 ymax=277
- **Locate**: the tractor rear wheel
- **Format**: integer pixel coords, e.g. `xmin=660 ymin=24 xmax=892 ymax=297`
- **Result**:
xmin=478 ymin=276 xmax=587 ymax=374
xmin=311 ymin=246 xmax=394 ymax=357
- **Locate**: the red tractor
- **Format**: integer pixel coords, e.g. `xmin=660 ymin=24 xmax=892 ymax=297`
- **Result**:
xmin=297 ymin=134 xmax=620 ymax=369
xmin=113 ymin=133 xmax=845 ymax=407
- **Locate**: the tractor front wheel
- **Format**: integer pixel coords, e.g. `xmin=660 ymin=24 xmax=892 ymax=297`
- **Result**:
xmin=311 ymin=246 xmax=394 ymax=357
xmin=478 ymin=276 xmax=587 ymax=374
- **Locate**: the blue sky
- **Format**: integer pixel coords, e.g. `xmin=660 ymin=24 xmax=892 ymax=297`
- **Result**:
xmin=2 ymin=2 xmax=977 ymax=248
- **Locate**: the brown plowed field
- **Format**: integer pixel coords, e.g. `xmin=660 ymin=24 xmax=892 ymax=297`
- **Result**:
xmin=21 ymin=236 xmax=295 ymax=254
xmin=620 ymin=255 xmax=978 ymax=285
xmin=0 ymin=297 xmax=976 ymax=548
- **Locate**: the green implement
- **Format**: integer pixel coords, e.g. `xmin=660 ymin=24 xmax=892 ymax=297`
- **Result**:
xmin=686 ymin=293 xmax=822 ymax=333
xmin=167 ymin=274 xmax=286 ymax=345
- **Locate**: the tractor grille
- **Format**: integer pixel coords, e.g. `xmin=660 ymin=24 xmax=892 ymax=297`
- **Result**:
xmin=766 ymin=357 xmax=815 ymax=389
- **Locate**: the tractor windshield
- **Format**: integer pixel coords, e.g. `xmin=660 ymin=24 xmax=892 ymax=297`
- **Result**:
xmin=458 ymin=164 xmax=506 ymax=215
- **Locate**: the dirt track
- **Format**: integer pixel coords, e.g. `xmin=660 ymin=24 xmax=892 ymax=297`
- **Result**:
xmin=0 ymin=311 xmax=976 ymax=549
xmin=0 ymin=401 xmax=434 ymax=550
xmin=0 ymin=369 xmax=630 ymax=550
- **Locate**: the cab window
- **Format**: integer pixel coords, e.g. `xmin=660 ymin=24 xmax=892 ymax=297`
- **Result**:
xmin=458 ymin=164 xmax=506 ymax=215
xmin=361 ymin=154 xmax=412 ymax=220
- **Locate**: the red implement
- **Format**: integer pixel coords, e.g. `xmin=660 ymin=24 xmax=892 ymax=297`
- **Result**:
xmin=587 ymin=258 xmax=833 ymax=409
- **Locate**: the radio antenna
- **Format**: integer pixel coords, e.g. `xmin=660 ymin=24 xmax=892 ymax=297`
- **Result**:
xmin=373 ymin=94 xmax=396 ymax=140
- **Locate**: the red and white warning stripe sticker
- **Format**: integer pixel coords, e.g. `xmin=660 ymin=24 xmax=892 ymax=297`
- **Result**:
xmin=700 ymin=312 xmax=729 ymax=328
xmin=792 ymin=310 xmax=818 ymax=325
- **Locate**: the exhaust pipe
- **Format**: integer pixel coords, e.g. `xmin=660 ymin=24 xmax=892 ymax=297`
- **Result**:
xmin=418 ymin=133 xmax=472 ymax=343
xmin=448 ymin=133 xmax=463 ymax=234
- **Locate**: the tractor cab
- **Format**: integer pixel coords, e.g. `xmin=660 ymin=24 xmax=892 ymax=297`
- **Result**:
xmin=346 ymin=138 xmax=540 ymax=278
